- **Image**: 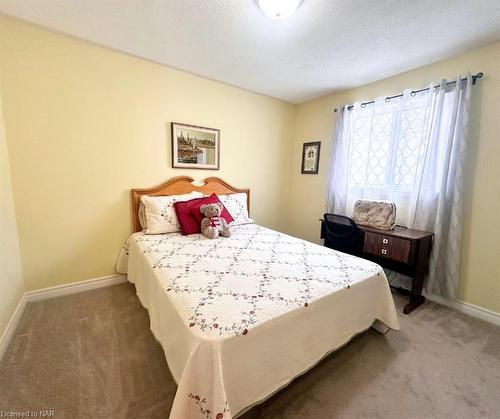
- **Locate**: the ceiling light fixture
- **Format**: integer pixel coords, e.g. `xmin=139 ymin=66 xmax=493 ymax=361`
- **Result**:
xmin=258 ymin=0 xmax=302 ymax=20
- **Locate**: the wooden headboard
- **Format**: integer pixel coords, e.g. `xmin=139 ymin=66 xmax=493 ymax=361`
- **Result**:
xmin=131 ymin=176 xmax=250 ymax=233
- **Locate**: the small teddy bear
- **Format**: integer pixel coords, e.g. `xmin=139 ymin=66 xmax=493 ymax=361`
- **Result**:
xmin=200 ymin=203 xmax=231 ymax=239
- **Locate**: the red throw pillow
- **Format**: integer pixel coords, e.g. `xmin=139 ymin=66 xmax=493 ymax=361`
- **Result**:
xmin=174 ymin=196 xmax=207 ymax=235
xmin=190 ymin=193 xmax=234 ymax=225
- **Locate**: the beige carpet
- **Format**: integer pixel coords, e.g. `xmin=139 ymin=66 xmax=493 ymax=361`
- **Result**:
xmin=1 ymin=283 xmax=499 ymax=419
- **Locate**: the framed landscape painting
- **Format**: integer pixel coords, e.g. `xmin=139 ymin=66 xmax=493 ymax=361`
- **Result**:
xmin=301 ymin=141 xmax=321 ymax=174
xmin=171 ymin=122 xmax=220 ymax=170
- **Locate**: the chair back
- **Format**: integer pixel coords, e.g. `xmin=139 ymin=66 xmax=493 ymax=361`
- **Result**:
xmin=323 ymin=213 xmax=363 ymax=255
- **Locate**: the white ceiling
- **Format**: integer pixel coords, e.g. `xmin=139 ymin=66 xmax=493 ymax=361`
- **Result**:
xmin=1 ymin=0 xmax=500 ymax=103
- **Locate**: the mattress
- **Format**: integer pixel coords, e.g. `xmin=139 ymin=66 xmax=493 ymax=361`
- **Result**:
xmin=116 ymin=223 xmax=400 ymax=418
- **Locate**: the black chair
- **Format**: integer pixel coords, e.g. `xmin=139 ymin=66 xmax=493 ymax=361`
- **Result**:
xmin=323 ymin=213 xmax=363 ymax=256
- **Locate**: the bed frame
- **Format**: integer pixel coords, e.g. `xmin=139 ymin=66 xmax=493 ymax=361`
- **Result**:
xmin=131 ymin=176 xmax=250 ymax=233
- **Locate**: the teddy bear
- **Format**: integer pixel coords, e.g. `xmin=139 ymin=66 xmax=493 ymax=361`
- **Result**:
xmin=200 ymin=203 xmax=231 ymax=239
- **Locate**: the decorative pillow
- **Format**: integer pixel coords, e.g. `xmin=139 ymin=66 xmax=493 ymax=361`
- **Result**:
xmin=141 ymin=191 xmax=203 ymax=234
xmin=173 ymin=196 xmax=207 ymax=235
xmin=218 ymin=193 xmax=253 ymax=226
xmin=189 ymin=193 xmax=234 ymax=225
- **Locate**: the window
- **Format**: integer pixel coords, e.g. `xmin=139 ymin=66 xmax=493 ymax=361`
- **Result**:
xmin=342 ymin=94 xmax=432 ymax=225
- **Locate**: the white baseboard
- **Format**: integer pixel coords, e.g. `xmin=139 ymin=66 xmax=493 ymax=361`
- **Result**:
xmin=25 ymin=274 xmax=127 ymax=302
xmin=0 ymin=293 xmax=27 ymax=361
xmin=0 ymin=274 xmax=127 ymax=360
xmin=425 ymin=293 xmax=500 ymax=327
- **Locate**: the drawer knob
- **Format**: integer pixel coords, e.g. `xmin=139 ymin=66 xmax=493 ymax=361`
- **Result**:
xmin=382 ymin=238 xmax=389 ymax=244
xmin=381 ymin=249 xmax=387 ymax=255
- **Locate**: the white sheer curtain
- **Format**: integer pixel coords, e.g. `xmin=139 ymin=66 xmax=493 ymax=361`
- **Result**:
xmin=327 ymin=74 xmax=473 ymax=299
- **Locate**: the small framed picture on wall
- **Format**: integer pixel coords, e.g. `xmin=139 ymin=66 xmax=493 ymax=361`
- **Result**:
xmin=301 ymin=141 xmax=321 ymax=174
xmin=171 ymin=122 xmax=220 ymax=170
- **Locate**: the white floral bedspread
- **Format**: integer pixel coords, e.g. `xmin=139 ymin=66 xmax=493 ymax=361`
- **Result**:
xmin=117 ymin=224 xmax=399 ymax=419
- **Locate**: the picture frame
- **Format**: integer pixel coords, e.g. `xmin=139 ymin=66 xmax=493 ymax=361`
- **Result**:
xmin=301 ymin=141 xmax=321 ymax=174
xmin=171 ymin=122 xmax=220 ymax=170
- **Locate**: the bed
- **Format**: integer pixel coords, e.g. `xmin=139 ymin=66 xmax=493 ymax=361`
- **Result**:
xmin=116 ymin=176 xmax=400 ymax=419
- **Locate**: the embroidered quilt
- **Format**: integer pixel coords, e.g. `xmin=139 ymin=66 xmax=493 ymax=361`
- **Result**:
xmin=116 ymin=224 xmax=399 ymax=418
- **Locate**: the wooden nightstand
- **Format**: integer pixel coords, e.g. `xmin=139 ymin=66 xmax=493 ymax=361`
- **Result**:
xmin=320 ymin=221 xmax=433 ymax=314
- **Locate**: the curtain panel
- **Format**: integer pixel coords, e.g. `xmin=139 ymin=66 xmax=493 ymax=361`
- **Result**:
xmin=327 ymin=74 xmax=473 ymax=299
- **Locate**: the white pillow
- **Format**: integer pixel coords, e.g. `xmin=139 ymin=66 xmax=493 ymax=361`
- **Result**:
xmin=138 ymin=202 xmax=147 ymax=230
xmin=141 ymin=191 xmax=203 ymax=234
xmin=218 ymin=193 xmax=254 ymax=226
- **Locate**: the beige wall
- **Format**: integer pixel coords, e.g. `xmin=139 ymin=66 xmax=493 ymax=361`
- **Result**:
xmin=0 ymin=88 xmax=25 ymax=337
xmin=0 ymin=17 xmax=295 ymax=291
xmin=288 ymin=41 xmax=500 ymax=313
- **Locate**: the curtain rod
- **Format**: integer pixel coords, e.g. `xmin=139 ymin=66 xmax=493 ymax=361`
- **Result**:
xmin=333 ymin=72 xmax=483 ymax=112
